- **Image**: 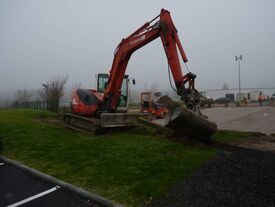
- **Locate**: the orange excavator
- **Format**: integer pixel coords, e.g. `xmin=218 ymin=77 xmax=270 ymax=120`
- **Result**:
xmin=140 ymin=92 xmax=168 ymax=119
xmin=64 ymin=9 xmax=217 ymax=140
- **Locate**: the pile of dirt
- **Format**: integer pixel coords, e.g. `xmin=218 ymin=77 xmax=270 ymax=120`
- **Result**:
xmin=34 ymin=115 xmax=62 ymax=125
xmin=156 ymin=95 xmax=217 ymax=140
xmin=238 ymin=134 xmax=275 ymax=153
xmin=156 ymin=95 xmax=179 ymax=109
xmin=35 ymin=118 xmax=62 ymax=124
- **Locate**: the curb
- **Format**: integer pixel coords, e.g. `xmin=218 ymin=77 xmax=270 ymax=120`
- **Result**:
xmin=0 ymin=156 xmax=116 ymax=207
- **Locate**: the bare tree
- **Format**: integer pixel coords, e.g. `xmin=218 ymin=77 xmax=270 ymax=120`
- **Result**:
xmin=39 ymin=76 xmax=69 ymax=113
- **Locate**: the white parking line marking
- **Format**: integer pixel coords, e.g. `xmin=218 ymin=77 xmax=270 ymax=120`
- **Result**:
xmin=7 ymin=186 xmax=60 ymax=207
xmin=0 ymin=163 xmax=4 ymax=166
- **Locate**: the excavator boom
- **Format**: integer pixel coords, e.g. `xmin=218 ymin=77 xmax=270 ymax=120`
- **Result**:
xmin=103 ymin=9 xmax=197 ymax=112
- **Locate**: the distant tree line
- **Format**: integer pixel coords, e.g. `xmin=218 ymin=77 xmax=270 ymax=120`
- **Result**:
xmin=12 ymin=76 xmax=68 ymax=113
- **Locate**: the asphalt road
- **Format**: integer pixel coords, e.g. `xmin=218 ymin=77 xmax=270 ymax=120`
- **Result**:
xmin=0 ymin=160 xmax=99 ymax=207
xmin=203 ymin=106 xmax=275 ymax=135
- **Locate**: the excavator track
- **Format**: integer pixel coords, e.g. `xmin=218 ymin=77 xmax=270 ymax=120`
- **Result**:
xmin=63 ymin=113 xmax=104 ymax=134
xmin=63 ymin=112 xmax=143 ymax=134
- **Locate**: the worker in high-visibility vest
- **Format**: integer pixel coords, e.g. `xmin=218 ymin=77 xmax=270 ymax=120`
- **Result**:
xmin=242 ymin=96 xmax=248 ymax=107
xmin=258 ymin=92 xmax=264 ymax=106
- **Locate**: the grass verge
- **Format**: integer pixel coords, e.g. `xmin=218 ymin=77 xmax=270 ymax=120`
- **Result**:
xmin=211 ymin=129 xmax=253 ymax=145
xmin=0 ymin=109 xmax=218 ymax=206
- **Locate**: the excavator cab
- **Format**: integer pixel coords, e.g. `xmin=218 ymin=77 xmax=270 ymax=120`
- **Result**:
xmin=97 ymin=73 xmax=130 ymax=112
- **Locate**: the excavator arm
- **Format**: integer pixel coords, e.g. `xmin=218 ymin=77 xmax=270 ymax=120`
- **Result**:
xmin=103 ymin=9 xmax=198 ymax=112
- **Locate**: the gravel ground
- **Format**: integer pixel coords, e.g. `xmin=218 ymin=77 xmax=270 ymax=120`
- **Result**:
xmin=146 ymin=147 xmax=275 ymax=207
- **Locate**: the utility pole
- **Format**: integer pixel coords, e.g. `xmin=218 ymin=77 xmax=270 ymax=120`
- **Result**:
xmin=235 ymin=55 xmax=243 ymax=102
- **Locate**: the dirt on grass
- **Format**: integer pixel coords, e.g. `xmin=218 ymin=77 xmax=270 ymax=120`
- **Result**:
xmin=237 ymin=133 xmax=275 ymax=153
xmin=156 ymin=95 xmax=179 ymax=109
xmin=34 ymin=113 xmax=63 ymax=125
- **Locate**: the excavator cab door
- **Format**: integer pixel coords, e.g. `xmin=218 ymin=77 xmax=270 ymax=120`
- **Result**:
xmin=97 ymin=73 xmax=130 ymax=112
xmin=117 ymin=76 xmax=129 ymax=110
xmin=97 ymin=73 xmax=109 ymax=93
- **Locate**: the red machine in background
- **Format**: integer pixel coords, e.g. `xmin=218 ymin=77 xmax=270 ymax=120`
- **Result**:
xmin=140 ymin=92 xmax=167 ymax=119
xmin=64 ymin=9 xmax=216 ymax=139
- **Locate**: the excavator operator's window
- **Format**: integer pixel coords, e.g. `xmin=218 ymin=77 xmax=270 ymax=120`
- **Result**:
xmin=118 ymin=78 xmax=128 ymax=107
xmin=97 ymin=74 xmax=109 ymax=93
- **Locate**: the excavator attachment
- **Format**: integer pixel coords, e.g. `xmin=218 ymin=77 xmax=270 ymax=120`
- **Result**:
xmin=156 ymin=96 xmax=217 ymax=140
xmin=164 ymin=104 xmax=217 ymax=141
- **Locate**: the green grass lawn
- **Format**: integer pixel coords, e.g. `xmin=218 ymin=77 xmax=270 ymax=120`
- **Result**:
xmin=211 ymin=129 xmax=253 ymax=144
xmin=0 ymin=109 xmax=247 ymax=206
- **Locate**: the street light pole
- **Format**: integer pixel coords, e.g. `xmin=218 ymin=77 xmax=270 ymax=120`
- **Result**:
xmin=235 ymin=55 xmax=243 ymax=102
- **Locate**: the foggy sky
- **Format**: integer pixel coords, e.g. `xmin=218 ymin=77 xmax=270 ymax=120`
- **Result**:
xmin=1 ymin=0 xmax=275 ymax=98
